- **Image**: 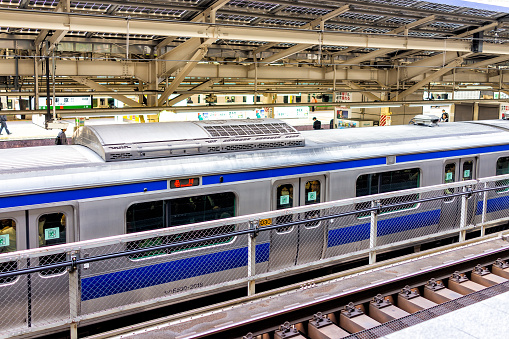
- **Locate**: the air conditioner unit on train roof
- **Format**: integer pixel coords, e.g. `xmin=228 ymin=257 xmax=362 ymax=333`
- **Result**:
xmin=412 ymin=115 xmax=439 ymax=127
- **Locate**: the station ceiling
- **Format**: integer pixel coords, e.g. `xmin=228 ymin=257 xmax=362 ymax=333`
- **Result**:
xmin=0 ymin=0 xmax=509 ymax=108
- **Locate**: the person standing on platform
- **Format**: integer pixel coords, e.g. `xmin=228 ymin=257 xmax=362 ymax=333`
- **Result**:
xmin=312 ymin=117 xmax=321 ymax=130
xmin=0 ymin=114 xmax=11 ymax=135
xmin=310 ymin=95 xmax=317 ymax=112
xmin=55 ymin=128 xmax=67 ymax=145
xmin=440 ymin=109 xmax=449 ymax=122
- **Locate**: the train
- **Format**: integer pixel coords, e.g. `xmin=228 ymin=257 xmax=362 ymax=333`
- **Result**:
xmin=2 ymin=117 xmax=509 ymax=330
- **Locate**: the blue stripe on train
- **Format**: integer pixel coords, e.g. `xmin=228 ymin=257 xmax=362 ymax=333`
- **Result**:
xmin=0 ymin=181 xmax=167 ymax=209
xmin=81 ymin=242 xmax=271 ymax=301
xmin=202 ymin=158 xmax=386 ymax=185
xmin=396 ymin=144 xmax=509 ymax=163
xmin=476 ymin=196 xmax=509 ymax=215
xmin=327 ymin=209 xmax=441 ymax=247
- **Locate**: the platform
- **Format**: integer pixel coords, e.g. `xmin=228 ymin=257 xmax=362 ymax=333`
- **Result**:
xmin=0 ymin=118 xmax=120 ymax=148
xmin=381 ymin=289 xmax=509 ymax=339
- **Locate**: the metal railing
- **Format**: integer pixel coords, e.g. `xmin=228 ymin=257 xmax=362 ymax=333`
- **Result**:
xmin=2 ymin=175 xmax=509 ymax=338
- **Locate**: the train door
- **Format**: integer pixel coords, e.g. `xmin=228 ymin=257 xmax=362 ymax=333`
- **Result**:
xmin=0 ymin=211 xmax=28 ymax=331
xmin=439 ymin=158 xmax=477 ymax=231
xmin=268 ymin=175 xmax=326 ymax=271
xmin=28 ymin=206 xmax=74 ymax=327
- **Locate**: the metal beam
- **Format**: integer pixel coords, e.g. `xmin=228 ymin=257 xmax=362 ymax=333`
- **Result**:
xmin=258 ymin=44 xmax=314 ymax=65
xmin=463 ymin=55 xmax=509 ymax=70
xmin=34 ymin=0 xmax=68 ymax=52
xmin=70 ymin=76 xmax=143 ymax=107
xmin=340 ymin=48 xmax=398 ymax=66
xmin=387 ymin=51 xmax=462 ymax=85
xmin=158 ymin=48 xmax=208 ymax=106
xmin=166 ymin=79 xmax=216 ymax=106
xmin=304 ymin=5 xmax=350 ymax=29
xmin=343 ymin=80 xmax=381 ymax=101
xmin=47 ymin=29 xmax=68 ymax=52
xmin=390 ymin=15 xmax=436 ymax=35
xmin=156 ymin=0 xmax=229 ymax=53
xmin=455 ymin=22 xmax=499 ymax=39
xmin=251 ymin=5 xmax=350 ymax=64
xmin=330 ymin=15 xmax=436 ymax=57
xmin=392 ymin=55 xmax=469 ymax=101
xmin=252 ymin=42 xmax=279 ymax=56
xmin=158 ymin=37 xmax=216 ymax=81
xmin=0 ymin=9 xmax=488 ymax=53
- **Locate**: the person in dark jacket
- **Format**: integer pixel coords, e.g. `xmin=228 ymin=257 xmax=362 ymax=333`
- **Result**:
xmin=0 ymin=115 xmax=11 ymax=135
xmin=312 ymin=117 xmax=321 ymax=130
xmin=55 ymin=129 xmax=67 ymax=145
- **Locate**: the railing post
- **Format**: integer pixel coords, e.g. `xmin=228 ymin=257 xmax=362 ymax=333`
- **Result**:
xmin=459 ymin=186 xmax=469 ymax=242
xmin=247 ymin=220 xmax=258 ymax=296
xmin=369 ymin=200 xmax=379 ymax=264
xmin=481 ymin=182 xmax=488 ymax=237
xmin=68 ymin=251 xmax=79 ymax=339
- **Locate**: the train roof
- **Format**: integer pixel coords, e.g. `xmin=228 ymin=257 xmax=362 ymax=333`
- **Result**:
xmin=2 ymin=119 xmax=509 ymax=195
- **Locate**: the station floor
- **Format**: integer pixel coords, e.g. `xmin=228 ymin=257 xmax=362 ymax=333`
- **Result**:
xmin=0 ymin=117 xmax=118 ymax=141
xmin=0 ymin=112 xmax=335 ymax=142
xmin=381 ymin=289 xmax=509 ymax=339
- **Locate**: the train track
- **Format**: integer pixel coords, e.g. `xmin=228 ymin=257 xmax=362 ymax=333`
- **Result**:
xmin=85 ymin=234 xmax=509 ymax=339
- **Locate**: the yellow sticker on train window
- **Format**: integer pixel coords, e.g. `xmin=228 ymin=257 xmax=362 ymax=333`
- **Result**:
xmin=259 ymin=218 xmax=272 ymax=227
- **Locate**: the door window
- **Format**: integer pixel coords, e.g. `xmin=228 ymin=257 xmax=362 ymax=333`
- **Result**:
xmin=0 ymin=218 xmax=17 ymax=284
xmin=0 ymin=219 xmax=16 ymax=254
xmin=444 ymin=163 xmax=456 ymax=197
xmin=304 ymin=180 xmax=321 ymax=205
xmin=276 ymin=184 xmax=294 ymax=209
xmin=38 ymin=213 xmax=67 ymax=276
xmin=462 ymin=161 xmax=473 ymax=180
xmin=496 ymin=156 xmax=509 ymax=191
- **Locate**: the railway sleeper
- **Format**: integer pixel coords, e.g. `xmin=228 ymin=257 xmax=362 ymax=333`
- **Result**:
xmin=245 ymin=259 xmax=509 ymax=339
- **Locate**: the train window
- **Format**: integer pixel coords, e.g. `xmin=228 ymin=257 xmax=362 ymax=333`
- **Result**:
xmin=126 ymin=192 xmax=236 ymax=259
xmin=126 ymin=201 xmax=165 ymax=234
xmin=38 ymin=213 xmax=67 ymax=276
xmin=275 ymin=184 xmax=294 ymax=233
xmin=496 ymin=157 xmax=509 ymax=191
xmin=356 ymin=168 xmax=420 ymax=216
xmin=276 ymin=184 xmax=294 ymax=209
xmin=445 ymin=163 xmax=456 ymax=184
xmin=0 ymin=219 xmax=17 ymax=284
xmin=356 ymin=168 xmax=420 ymax=197
xmin=462 ymin=161 xmax=473 ymax=181
xmin=305 ymin=180 xmax=321 ymax=205
xmin=444 ymin=163 xmax=456 ymax=197
xmin=304 ymin=180 xmax=321 ymax=227
xmin=0 ymin=219 xmax=16 ymax=253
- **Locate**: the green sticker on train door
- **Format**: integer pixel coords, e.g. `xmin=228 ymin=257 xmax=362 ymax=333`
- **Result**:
xmin=463 ymin=169 xmax=471 ymax=178
xmin=446 ymin=172 xmax=453 ymax=181
xmin=280 ymin=195 xmax=289 ymax=205
xmin=308 ymin=191 xmax=317 ymax=201
xmin=0 ymin=234 xmax=9 ymax=247
xmin=45 ymin=227 xmax=60 ymax=240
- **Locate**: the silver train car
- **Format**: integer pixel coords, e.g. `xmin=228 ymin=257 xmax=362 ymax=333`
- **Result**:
xmin=2 ymin=118 xmax=509 ymax=326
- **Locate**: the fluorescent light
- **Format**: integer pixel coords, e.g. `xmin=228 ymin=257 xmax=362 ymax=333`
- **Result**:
xmin=350 ymin=104 xmax=401 ymax=109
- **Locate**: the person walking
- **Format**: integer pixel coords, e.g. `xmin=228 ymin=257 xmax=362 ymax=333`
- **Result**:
xmin=0 ymin=114 xmax=11 ymax=135
xmin=55 ymin=128 xmax=68 ymax=145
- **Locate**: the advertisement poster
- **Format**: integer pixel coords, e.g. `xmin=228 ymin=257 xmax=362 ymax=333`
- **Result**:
xmin=273 ymin=106 xmax=309 ymax=119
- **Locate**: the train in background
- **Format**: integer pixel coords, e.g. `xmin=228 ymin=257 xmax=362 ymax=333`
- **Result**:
xmin=2 ymin=117 xmax=509 ymax=328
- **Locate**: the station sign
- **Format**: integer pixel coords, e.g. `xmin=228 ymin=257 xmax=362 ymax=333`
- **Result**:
xmin=37 ymin=96 xmax=92 ymax=110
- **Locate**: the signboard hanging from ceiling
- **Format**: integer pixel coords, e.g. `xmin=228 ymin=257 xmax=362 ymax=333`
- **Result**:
xmin=36 ymin=96 xmax=92 ymax=110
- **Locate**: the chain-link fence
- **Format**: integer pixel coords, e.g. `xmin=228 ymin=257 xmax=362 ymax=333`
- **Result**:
xmin=1 ymin=175 xmax=509 ymax=338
